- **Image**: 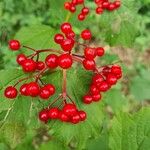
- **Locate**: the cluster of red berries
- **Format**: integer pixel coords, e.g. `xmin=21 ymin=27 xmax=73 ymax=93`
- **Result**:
xmin=39 ymin=103 xmax=86 ymax=124
xmin=83 ymin=47 xmax=104 ymax=70
xmin=83 ymin=65 xmax=122 ymax=104
xmin=5 ymin=82 xmax=55 ymax=100
xmin=5 ymin=20 xmax=122 ymax=125
xmin=95 ymin=0 xmax=121 ymax=14
xmin=64 ymin=0 xmax=121 ymax=21
xmin=64 ymin=0 xmax=89 ymax=21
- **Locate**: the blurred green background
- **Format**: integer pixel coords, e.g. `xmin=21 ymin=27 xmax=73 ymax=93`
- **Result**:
xmin=0 ymin=0 xmax=150 ymax=150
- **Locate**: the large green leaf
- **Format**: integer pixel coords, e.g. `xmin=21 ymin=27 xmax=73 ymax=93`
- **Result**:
xmin=130 ymin=69 xmax=150 ymax=101
xmin=109 ymin=108 xmax=150 ymax=150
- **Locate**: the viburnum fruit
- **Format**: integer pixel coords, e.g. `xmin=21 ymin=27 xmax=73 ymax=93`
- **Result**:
xmin=45 ymin=54 xmax=58 ymax=68
xmin=4 ymin=86 xmax=18 ymax=99
xmin=16 ymin=54 xmax=27 ymax=65
xmin=5 ymin=19 xmax=122 ymax=125
xmin=22 ymin=59 xmax=36 ymax=72
xmin=39 ymin=109 xmax=49 ymax=123
xmin=9 ymin=40 xmax=21 ymax=51
xmin=27 ymin=82 xmax=40 ymax=97
xmin=58 ymin=54 xmax=73 ymax=69
xmin=64 ymin=0 xmax=121 ymax=21
xmin=81 ymin=29 xmax=92 ymax=40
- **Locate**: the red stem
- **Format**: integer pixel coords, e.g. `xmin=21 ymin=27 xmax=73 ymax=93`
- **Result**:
xmin=62 ymin=69 xmax=67 ymax=102
xmin=35 ymin=67 xmax=48 ymax=82
xmin=23 ymin=45 xmax=36 ymax=52
xmin=13 ymin=76 xmax=34 ymax=87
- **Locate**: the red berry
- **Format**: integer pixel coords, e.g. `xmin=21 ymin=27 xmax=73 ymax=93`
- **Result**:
xmin=78 ymin=13 xmax=85 ymax=21
xmin=114 ymin=1 xmax=121 ymax=8
xmin=83 ymin=95 xmax=93 ymax=104
xmin=90 ymin=84 xmax=99 ymax=95
xmin=96 ymin=47 xmax=105 ymax=57
xmin=59 ymin=112 xmax=69 ymax=122
xmin=4 ymin=86 xmax=18 ymax=99
xmin=61 ymin=38 xmax=74 ymax=51
xmin=63 ymin=104 xmax=77 ymax=117
xmin=84 ymin=47 xmax=96 ymax=60
xmin=96 ymin=7 xmax=104 ymax=14
xmin=106 ymin=73 xmax=117 ymax=85
xmin=92 ymin=93 xmax=101 ymax=102
xmin=78 ymin=111 xmax=86 ymax=121
xmin=107 ymin=3 xmax=115 ymax=11
xmin=22 ymin=59 xmax=36 ymax=72
xmin=72 ymin=0 xmax=78 ymax=5
xmin=58 ymin=54 xmax=73 ymax=69
xmin=102 ymin=66 xmax=111 ymax=76
xmin=97 ymin=81 xmax=109 ymax=92
xmin=54 ymin=34 xmax=64 ymax=44
xmin=61 ymin=22 xmax=72 ymax=34
xmin=9 ymin=40 xmax=21 ymax=51
xmin=69 ymin=5 xmax=76 ymax=13
xmin=71 ymin=114 xmax=80 ymax=124
xmin=39 ymin=109 xmax=49 ymax=123
xmin=20 ymin=84 xmax=29 ymax=96
xmin=77 ymin=0 xmax=84 ymax=4
xmin=102 ymin=2 xmax=109 ymax=9
xmin=48 ymin=108 xmax=60 ymax=119
xmin=94 ymin=0 xmax=101 ymax=4
xmin=39 ymin=87 xmax=51 ymax=99
xmin=83 ymin=59 xmax=95 ymax=70
xmin=81 ymin=29 xmax=92 ymax=40
xmin=27 ymin=82 xmax=40 ymax=97
xmin=45 ymin=54 xmax=58 ymax=68
xmin=36 ymin=61 xmax=45 ymax=70
xmin=92 ymin=74 xmax=104 ymax=85
xmin=82 ymin=7 xmax=89 ymax=15
xmin=65 ymin=31 xmax=75 ymax=39
xmin=64 ymin=2 xmax=71 ymax=10
xmin=111 ymin=65 xmax=122 ymax=75
xmin=44 ymin=84 xmax=55 ymax=95
xmin=16 ymin=54 xmax=27 ymax=65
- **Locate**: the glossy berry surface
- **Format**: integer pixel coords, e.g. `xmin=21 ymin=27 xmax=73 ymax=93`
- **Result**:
xmin=84 ymin=47 xmax=96 ymax=60
xmin=48 ymin=108 xmax=60 ymax=119
xmin=22 ymin=59 xmax=36 ymax=72
xmin=83 ymin=95 xmax=93 ymax=104
xmin=63 ymin=104 xmax=77 ymax=117
xmin=27 ymin=82 xmax=40 ymax=97
xmin=61 ymin=22 xmax=72 ymax=34
xmin=16 ymin=54 xmax=27 ymax=65
xmin=61 ymin=39 xmax=74 ymax=51
xmin=20 ymin=84 xmax=29 ymax=96
xmin=58 ymin=54 xmax=73 ymax=69
xmin=45 ymin=54 xmax=58 ymax=68
xmin=9 ymin=40 xmax=21 ymax=51
xmin=83 ymin=59 xmax=95 ymax=70
xmin=4 ymin=86 xmax=18 ymax=99
xmin=54 ymin=34 xmax=64 ymax=44
xmin=39 ymin=109 xmax=49 ymax=123
xmin=81 ymin=29 xmax=92 ymax=40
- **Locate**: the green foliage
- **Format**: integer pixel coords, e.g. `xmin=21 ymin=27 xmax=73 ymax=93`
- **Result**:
xmin=0 ymin=0 xmax=150 ymax=149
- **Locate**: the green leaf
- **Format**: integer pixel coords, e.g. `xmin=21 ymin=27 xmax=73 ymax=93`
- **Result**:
xmin=109 ymin=108 xmax=150 ymax=150
xmin=39 ymin=140 xmax=68 ymax=150
xmin=95 ymin=0 xmax=140 ymax=47
xmin=130 ymin=69 xmax=150 ymax=101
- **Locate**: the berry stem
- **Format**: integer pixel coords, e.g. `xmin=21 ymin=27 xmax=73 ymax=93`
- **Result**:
xmin=72 ymin=53 xmax=84 ymax=58
xmin=35 ymin=67 xmax=48 ymax=82
xmin=48 ymin=94 xmax=63 ymax=109
xmin=67 ymin=94 xmax=75 ymax=104
xmin=23 ymin=45 xmax=36 ymax=52
xmin=62 ymin=69 xmax=67 ymax=102
xmin=13 ymin=76 xmax=34 ymax=87
xmin=72 ymin=56 xmax=83 ymax=64
xmin=75 ymin=41 xmax=87 ymax=48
